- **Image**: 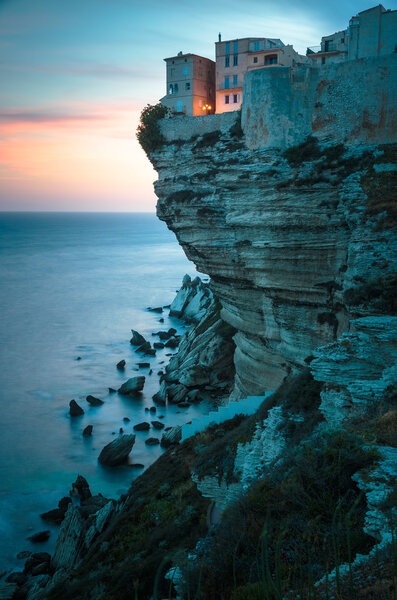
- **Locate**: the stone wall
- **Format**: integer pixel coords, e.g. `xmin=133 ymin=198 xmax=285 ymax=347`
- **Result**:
xmin=160 ymin=111 xmax=237 ymax=142
xmin=242 ymin=54 xmax=397 ymax=149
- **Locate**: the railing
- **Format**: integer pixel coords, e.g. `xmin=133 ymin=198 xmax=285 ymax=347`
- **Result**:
xmin=307 ymin=43 xmax=337 ymax=54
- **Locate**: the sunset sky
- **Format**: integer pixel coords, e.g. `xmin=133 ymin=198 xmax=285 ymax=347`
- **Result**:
xmin=1 ymin=0 xmax=396 ymax=212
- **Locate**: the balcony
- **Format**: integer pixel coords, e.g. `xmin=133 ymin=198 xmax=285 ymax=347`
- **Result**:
xmin=307 ymin=43 xmax=337 ymax=55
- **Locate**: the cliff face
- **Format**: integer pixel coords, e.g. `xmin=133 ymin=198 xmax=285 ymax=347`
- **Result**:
xmin=151 ymin=144 xmax=395 ymax=399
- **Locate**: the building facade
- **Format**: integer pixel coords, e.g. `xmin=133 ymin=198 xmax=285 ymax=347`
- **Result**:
xmin=215 ymin=37 xmax=307 ymax=113
xmin=307 ymin=4 xmax=397 ymax=67
xmin=160 ymin=53 xmax=215 ymax=117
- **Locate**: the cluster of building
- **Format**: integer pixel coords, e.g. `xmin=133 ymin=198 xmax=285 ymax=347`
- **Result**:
xmin=160 ymin=4 xmax=397 ymax=117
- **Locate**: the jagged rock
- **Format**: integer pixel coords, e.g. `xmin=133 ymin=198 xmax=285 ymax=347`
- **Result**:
xmin=118 ymin=377 xmax=145 ymax=395
xmin=167 ymin=383 xmax=188 ymax=404
xmin=108 ymin=387 xmax=116 ymax=393
xmin=311 ymin=317 xmax=397 ymax=426
xmin=17 ymin=551 xmax=31 ymax=560
xmin=160 ymin=425 xmax=182 ymax=448
xmin=27 ymin=531 xmax=50 ymax=543
xmin=98 ymin=434 xmax=136 ymax=466
xmin=86 ymin=395 xmax=103 ymax=406
xmin=147 ymin=306 xmax=163 ymax=313
xmin=31 ymin=563 xmax=50 ymax=576
xmin=145 ymin=437 xmax=160 ymax=446
xmin=71 ymin=475 xmax=92 ymax=502
xmin=153 ymin=342 xmax=164 ymax=349
xmin=130 ymin=330 xmax=146 ymax=346
xmin=69 ymin=400 xmax=84 ymax=417
xmin=152 ymin=380 xmax=167 ymax=405
xmin=41 ymin=497 xmax=72 ymax=525
xmin=116 ymin=360 xmax=126 ymax=370
xmin=151 ymin=421 xmax=165 ymax=430
xmin=133 ymin=422 xmax=150 ymax=431
xmin=84 ymin=500 xmax=114 ymax=548
xmin=169 ymin=275 xmax=212 ymax=321
xmin=82 ymin=425 xmax=93 ymax=437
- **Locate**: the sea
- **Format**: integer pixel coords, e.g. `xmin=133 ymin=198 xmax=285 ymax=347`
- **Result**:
xmin=0 ymin=212 xmax=211 ymax=572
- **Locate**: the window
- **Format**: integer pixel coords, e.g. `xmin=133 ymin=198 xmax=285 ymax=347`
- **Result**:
xmin=177 ymin=100 xmax=183 ymax=113
xmin=170 ymin=67 xmax=175 ymax=76
xmin=225 ymin=56 xmax=230 ymax=67
xmin=168 ymin=84 xmax=173 ymax=95
xmin=233 ymin=54 xmax=238 ymax=66
xmin=224 ymin=76 xmax=229 ymax=89
xmin=233 ymin=94 xmax=239 ymax=103
xmin=183 ymin=66 xmax=188 ymax=75
xmin=233 ymin=74 xmax=238 ymax=85
xmin=321 ymin=56 xmax=326 ymax=65
xmin=264 ymin=54 xmax=277 ymax=65
xmin=225 ymin=42 xmax=230 ymax=54
xmin=341 ymin=37 xmax=345 ymax=44
xmin=185 ymin=82 xmax=190 ymax=90
xmin=254 ymin=41 xmax=260 ymax=51
xmin=174 ymin=83 xmax=179 ymax=93
xmin=233 ymin=40 xmax=238 ymax=53
xmin=224 ymin=95 xmax=230 ymax=104
xmin=253 ymin=56 xmax=258 ymax=63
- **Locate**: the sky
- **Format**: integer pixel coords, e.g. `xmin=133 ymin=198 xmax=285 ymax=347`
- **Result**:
xmin=0 ymin=0 xmax=396 ymax=212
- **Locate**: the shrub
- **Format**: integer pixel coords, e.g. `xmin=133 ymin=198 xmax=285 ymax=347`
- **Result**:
xmin=343 ymin=274 xmax=397 ymax=315
xmin=136 ymin=103 xmax=169 ymax=155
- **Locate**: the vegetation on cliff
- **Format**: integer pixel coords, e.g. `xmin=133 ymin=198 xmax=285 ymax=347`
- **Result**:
xmin=136 ymin=103 xmax=168 ymax=155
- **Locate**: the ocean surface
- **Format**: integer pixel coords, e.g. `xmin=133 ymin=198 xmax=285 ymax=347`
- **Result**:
xmin=0 ymin=212 xmax=211 ymax=571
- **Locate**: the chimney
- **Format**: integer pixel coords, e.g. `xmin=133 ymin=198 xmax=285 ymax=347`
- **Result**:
xmin=218 ymin=33 xmax=221 ymax=42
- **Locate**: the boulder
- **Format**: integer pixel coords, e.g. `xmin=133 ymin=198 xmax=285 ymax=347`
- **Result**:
xmin=167 ymin=383 xmax=188 ymax=404
xmin=31 ymin=562 xmax=50 ymax=576
xmin=86 ymin=395 xmax=103 ymax=406
xmin=40 ymin=497 xmax=72 ymax=525
xmin=69 ymin=399 xmax=84 ymax=417
xmin=151 ymin=421 xmax=165 ymax=430
xmin=149 ymin=406 xmax=156 ymax=413
xmin=145 ymin=437 xmax=160 ymax=446
xmin=123 ymin=417 xmax=130 ymax=422
xmin=27 ymin=531 xmax=50 ymax=543
xmin=116 ymin=359 xmax=126 ymax=370
xmin=165 ymin=337 xmax=179 ymax=349
xmin=17 ymin=551 xmax=31 ymax=560
xmin=6 ymin=571 xmax=27 ymax=585
xmin=82 ymin=425 xmax=93 ymax=437
xmin=133 ymin=422 xmax=150 ymax=431
xmin=160 ymin=425 xmax=182 ymax=448
xmin=138 ymin=362 xmax=150 ymax=368
xmin=108 ymin=387 xmax=116 ymax=393
xmin=71 ymin=475 xmax=92 ymax=502
xmin=130 ymin=330 xmax=146 ymax=346
xmin=153 ymin=342 xmax=164 ymax=349
xmin=118 ymin=377 xmax=145 ymax=395
xmin=98 ymin=434 xmax=136 ymax=466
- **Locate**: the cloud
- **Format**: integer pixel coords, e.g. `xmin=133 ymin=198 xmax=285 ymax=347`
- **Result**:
xmin=0 ymin=107 xmax=111 ymax=125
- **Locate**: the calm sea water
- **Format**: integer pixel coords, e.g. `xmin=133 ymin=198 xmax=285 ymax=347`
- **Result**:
xmin=0 ymin=212 xmax=210 ymax=571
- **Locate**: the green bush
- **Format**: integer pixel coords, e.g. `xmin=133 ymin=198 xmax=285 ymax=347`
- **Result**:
xmin=136 ymin=102 xmax=168 ymax=155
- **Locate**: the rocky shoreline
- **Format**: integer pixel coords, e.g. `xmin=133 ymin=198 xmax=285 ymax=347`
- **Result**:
xmin=0 ymin=274 xmax=236 ymax=600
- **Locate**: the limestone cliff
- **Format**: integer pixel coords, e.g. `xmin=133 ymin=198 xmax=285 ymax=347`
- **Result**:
xmin=150 ymin=56 xmax=397 ymax=401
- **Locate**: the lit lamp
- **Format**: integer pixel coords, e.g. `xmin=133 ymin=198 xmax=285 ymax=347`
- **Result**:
xmin=202 ymin=104 xmax=212 ymax=115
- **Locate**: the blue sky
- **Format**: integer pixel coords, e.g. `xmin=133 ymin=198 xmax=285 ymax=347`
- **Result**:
xmin=1 ymin=0 xmax=395 ymax=211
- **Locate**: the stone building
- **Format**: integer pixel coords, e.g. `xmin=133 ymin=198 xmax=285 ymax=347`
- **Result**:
xmin=307 ymin=4 xmax=397 ymax=67
xmin=160 ymin=52 xmax=215 ymax=117
xmin=215 ymin=37 xmax=307 ymax=113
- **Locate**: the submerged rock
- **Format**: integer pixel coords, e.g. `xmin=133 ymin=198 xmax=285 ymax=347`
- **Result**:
xmin=116 ymin=359 xmax=126 ymax=370
xmin=151 ymin=421 xmax=165 ymax=430
xmin=133 ymin=422 xmax=150 ymax=431
xmin=118 ymin=376 xmax=145 ymax=395
xmin=82 ymin=425 xmax=93 ymax=437
xmin=98 ymin=434 xmax=136 ymax=466
xmin=145 ymin=437 xmax=160 ymax=446
xmin=86 ymin=395 xmax=104 ymax=406
xmin=69 ymin=399 xmax=84 ymax=417
xmin=27 ymin=531 xmax=50 ymax=543
xmin=130 ymin=330 xmax=146 ymax=346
